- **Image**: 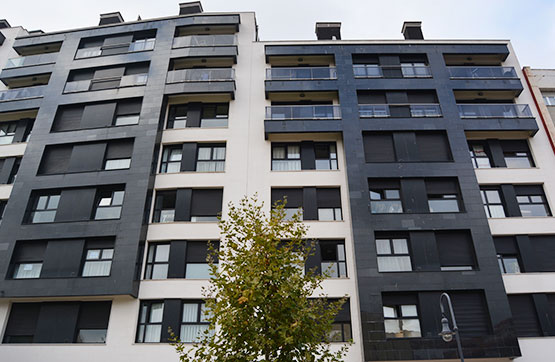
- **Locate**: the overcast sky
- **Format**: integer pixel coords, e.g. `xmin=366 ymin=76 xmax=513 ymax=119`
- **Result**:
xmin=3 ymin=0 xmax=555 ymax=68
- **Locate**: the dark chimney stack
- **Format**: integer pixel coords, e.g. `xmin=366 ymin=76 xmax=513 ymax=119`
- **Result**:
xmin=179 ymin=2 xmax=204 ymax=15
xmin=315 ymin=22 xmax=341 ymax=40
xmin=99 ymin=12 xmax=124 ymax=26
xmin=402 ymin=21 xmax=424 ymax=40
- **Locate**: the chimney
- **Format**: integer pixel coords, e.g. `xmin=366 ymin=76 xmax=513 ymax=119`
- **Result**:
xmin=0 ymin=19 xmax=11 ymax=29
xmin=99 ymin=12 xmax=124 ymax=26
xmin=315 ymin=22 xmax=341 ymax=40
xmin=179 ymin=2 xmax=203 ymax=15
xmin=402 ymin=21 xmax=424 ymax=40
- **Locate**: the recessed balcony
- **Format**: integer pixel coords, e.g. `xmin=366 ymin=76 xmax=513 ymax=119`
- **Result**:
xmin=172 ymin=34 xmax=236 ymax=49
xmin=266 ymin=67 xmax=337 ymax=81
xmin=0 ymin=85 xmax=46 ymax=102
xmin=5 ymin=53 xmax=58 ymax=69
xmin=64 ymin=74 xmax=147 ymax=93
xmin=458 ymin=104 xmax=532 ymax=118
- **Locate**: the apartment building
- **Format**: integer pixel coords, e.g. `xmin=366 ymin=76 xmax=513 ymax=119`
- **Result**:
xmin=0 ymin=3 xmax=553 ymax=361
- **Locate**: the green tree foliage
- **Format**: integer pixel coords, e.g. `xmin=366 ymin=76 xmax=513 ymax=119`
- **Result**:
xmin=172 ymin=195 xmax=350 ymax=361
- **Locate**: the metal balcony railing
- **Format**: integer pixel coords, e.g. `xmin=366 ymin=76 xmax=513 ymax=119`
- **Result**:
xmin=358 ymin=104 xmax=442 ymax=118
xmin=75 ymin=39 xmax=155 ymax=59
xmin=265 ymin=105 xmax=341 ymax=120
xmin=353 ymin=64 xmax=432 ymax=78
xmin=5 ymin=53 xmax=58 ymax=69
xmin=64 ymin=74 xmax=148 ymax=93
xmin=457 ymin=104 xmax=532 ymax=118
xmin=166 ymin=68 xmax=235 ymax=83
xmin=172 ymin=34 xmax=237 ymax=49
xmin=0 ymin=85 xmax=46 ymax=102
xmin=448 ymin=66 xmax=518 ymax=79
xmin=265 ymin=67 xmax=337 ymax=80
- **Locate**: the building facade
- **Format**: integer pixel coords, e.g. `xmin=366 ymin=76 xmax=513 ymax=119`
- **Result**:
xmin=0 ymin=3 xmax=554 ymax=361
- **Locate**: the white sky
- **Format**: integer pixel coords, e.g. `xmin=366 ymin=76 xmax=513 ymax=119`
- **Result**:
xmin=3 ymin=0 xmax=555 ymax=68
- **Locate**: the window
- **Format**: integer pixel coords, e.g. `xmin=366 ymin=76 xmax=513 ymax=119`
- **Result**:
xmin=153 ymin=191 xmax=176 ymax=223
xmin=480 ymin=188 xmax=506 ymax=218
xmin=137 ymin=301 xmax=164 ymax=343
xmin=11 ymin=242 xmax=45 ymax=279
xmin=190 ymin=189 xmax=222 ymax=222
xmin=167 ymin=105 xmax=188 ymax=129
xmin=382 ymin=297 xmax=421 ymax=338
xmin=317 ymin=208 xmax=342 ymax=221
xmin=104 ymin=140 xmax=133 ymax=170
xmin=436 ymin=231 xmax=476 ymax=271
xmin=94 ymin=190 xmax=124 ymax=220
xmin=0 ymin=200 xmax=6 ymax=224
xmin=469 ymin=142 xmax=491 ymax=168
xmin=29 ymin=192 xmax=60 ymax=223
xmin=319 ymin=241 xmax=347 ymax=278
xmin=498 ymin=254 xmax=521 ymax=274
xmin=75 ymin=302 xmax=111 ymax=343
xmin=3 ymin=303 xmax=40 ymax=343
xmin=426 ymin=179 xmax=461 ymax=213
xmin=363 ymin=133 xmax=396 ymax=163
xmin=494 ymin=236 xmax=522 ymax=274
xmin=201 ymin=104 xmax=229 ymax=128
xmin=104 ymin=158 xmax=130 ymax=170
xmin=501 ymin=140 xmax=534 ymax=168
xmin=401 ymin=63 xmax=429 ymax=78
xmin=317 ymin=188 xmax=342 ymax=221
xmin=376 ymin=237 xmax=412 ymax=272
xmin=0 ymin=122 xmax=17 ymax=145
xmin=180 ymin=301 xmax=210 ymax=343
xmin=82 ymin=248 xmax=113 ymax=277
xmin=145 ymin=243 xmax=170 ymax=279
xmin=196 ymin=145 xmax=225 ymax=172
xmin=113 ymin=100 xmax=141 ymax=126
xmin=515 ymin=186 xmax=551 ymax=217
xmin=544 ymin=95 xmax=555 ymax=106
xmin=160 ymin=146 xmax=182 ymax=173
xmin=508 ymin=295 xmax=542 ymax=337
xmin=185 ymin=242 xmax=217 ymax=279
xmin=272 ymin=144 xmax=301 ymax=171
xmin=369 ymin=180 xmax=403 ymax=213
xmin=314 ymin=143 xmax=338 ymax=170
xmin=7 ymin=158 xmax=21 ymax=184
xmin=329 ymin=301 xmax=352 ymax=342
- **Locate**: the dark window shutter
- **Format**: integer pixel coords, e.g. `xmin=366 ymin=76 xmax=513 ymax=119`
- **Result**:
xmin=53 ymin=106 xmax=84 ymax=132
xmin=357 ymin=91 xmax=386 ymax=104
xmin=39 ymin=145 xmax=72 ymax=174
xmin=548 ymin=295 xmax=555 ymax=328
xmin=415 ymin=132 xmax=451 ymax=161
xmin=125 ymin=63 xmax=149 ymax=75
xmin=186 ymin=241 xmax=219 ymax=263
xmin=77 ymin=302 xmax=111 ymax=330
xmin=368 ymin=178 xmax=400 ymax=190
xmin=493 ymin=236 xmax=519 ymax=255
xmin=333 ymin=299 xmax=351 ymax=323
xmin=69 ymin=69 xmax=94 ymax=81
xmin=116 ymin=99 xmax=142 ymax=116
xmin=3 ymin=303 xmax=40 ymax=341
xmin=80 ymin=37 xmax=104 ymax=48
xmin=363 ymin=133 xmax=395 ymax=162
xmin=34 ymin=302 xmax=80 ymax=343
xmin=407 ymin=91 xmax=438 ymax=103
xmin=316 ymin=188 xmax=341 ymax=208
xmin=67 ymin=142 xmax=107 ymax=172
xmin=0 ymin=159 xmax=5 ymax=175
xmin=103 ymin=34 xmax=133 ymax=46
xmin=106 ymin=139 xmax=134 ymax=159
xmin=425 ymin=178 xmax=458 ymax=194
xmin=500 ymin=140 xmax=529 ymax=153
xmin=93 ymin=67 xmax=125 ymax=80
xmin=271 ymin=188 xmax=303 ymax=208
xmin=81 ymin=103 xmax=117 ymax=129
xmin=450 ymin=292 xmax=491 ymax=336
xmin=41 ymin=239 xmax=85 ymax=278
xmin=514 ymin=185 xmax=544 ymax=196
xmin=509 ymin=295 xmax=542 ymax=337
xmin=54 ymin=188 xmax=97 ymax=222
xmin=12 ymin=241 xmax=47 ymax=262
xmin=435 ymin=231 xmax=476 ymax=268
xmin=382 ymin=293 xmax=419 ymax=305
xmin=190 ymin=189 xmax=223 ymax=216
xmin=530 ymin=236 xmax=555 ymax=272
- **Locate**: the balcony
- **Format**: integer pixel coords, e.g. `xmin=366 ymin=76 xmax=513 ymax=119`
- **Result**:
xmin=75 ymin=39 xmax=155 ymax=59
xmin=0 ymin=85 xmax=46 ymax=102
xmin=172 ymin=35 xmax=236 ymax=49
xmin=265 ymin=105 xmax=341 ymax=120
xmin=458 ymin=104 xmax=532 ymax=118
xmin=166 ymin=68 xmax=235 ymax=84
xmin=359 ymin=104 xmax=442 ymax=118
xmin=266 ymin=67 xmax=337 ymax=80
xmin=353 ymin=64 xmax=432 ymax=78
xmin=448 ymin=66 xmax=518 ymax=79
xmin=5 ymin=53 xmax=58 ymax=69
xmin=63 ymin=74 xmax=148 ymax=93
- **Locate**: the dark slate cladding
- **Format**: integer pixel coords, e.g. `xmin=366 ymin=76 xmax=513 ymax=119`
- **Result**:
xmin=0 ymin=12 xmax=240 ymax=298
xmin=265 ymin=42 xmax=521 ymax=359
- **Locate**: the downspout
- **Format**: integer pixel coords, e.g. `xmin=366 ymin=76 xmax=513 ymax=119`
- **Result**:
xmin=522 ymin=67 xmax=555 ymax=155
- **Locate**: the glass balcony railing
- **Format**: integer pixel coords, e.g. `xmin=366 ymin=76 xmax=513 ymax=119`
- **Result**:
xmin=166 ymin=68 xmax=235 ymax=83
xmin=359 ymin=104 xmax=442 ymax=118
xmin=0 ymin=85 xmax=46 ymax=102
xmin=353 ymin=64 xmax=432 ymax=78
xmin=458 ymin=104 xmax=532 ymax=118
xmin=266 ymin=67 xmax=337 ymax=80
xmin=448 ymin=66 xmax=518 ymax=79
xmin=172 ymin=34 xmax=237 ymax=49
xmin=5 ymin=53 xmax=58 ymax=69
xmin=75 ymin=39 xmax=155 ymax=59
xmin=64 ymin=74 xmax=148 ymax=93
xmin=265 ymin=105 xmax=341 ymax=120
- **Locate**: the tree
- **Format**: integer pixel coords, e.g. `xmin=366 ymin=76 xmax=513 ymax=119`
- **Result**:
xmin=172 ymin=195 xmax=350 ymax=362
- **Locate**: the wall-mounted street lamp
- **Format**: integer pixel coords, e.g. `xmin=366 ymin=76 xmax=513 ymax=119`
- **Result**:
xmin=439 ymin=292 xmax=465 ymax=362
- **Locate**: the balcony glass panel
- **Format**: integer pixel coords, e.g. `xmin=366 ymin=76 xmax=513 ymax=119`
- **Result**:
xmin=166 ymin=68 xmax=234 ymax=83
xmin=353 ymin=64 xmax=383 ymax=78
xmin=401 ymin=65 xmax=431 ymax=78
xmin=458 ymin=104 xmax=532 ymax=118
xmin=75 ymin=47 xmax=102 ymax=59
xmin=64 ymin=80 xmax=91 ymax=93
xmin=5 ymin=53 xmax=58 ymax=69
xmin=410 ymin=104 xmax=442 ymax=117
xmin=128 ymin=38 xmax=156 ymax=52
xmin=448 ymin=66 xmax=518 ymax=79
xmin=359 ymin=104 xmax=390 ymax=118
xmin=119 ymin=74 xmax=148 ymax=87
xmin=266 ymin=67 xmax=337 ymax=80
xmin=0 ymin=85 xmax=46 ymax=102
xmin=265 ymin=105 xmax=341 ymax=120
xmin=172 ymin=34 xmax=236 ymax=49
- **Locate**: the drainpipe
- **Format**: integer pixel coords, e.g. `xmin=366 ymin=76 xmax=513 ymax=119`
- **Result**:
xmin=522 ymin=67 xmax=555 ymax=156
